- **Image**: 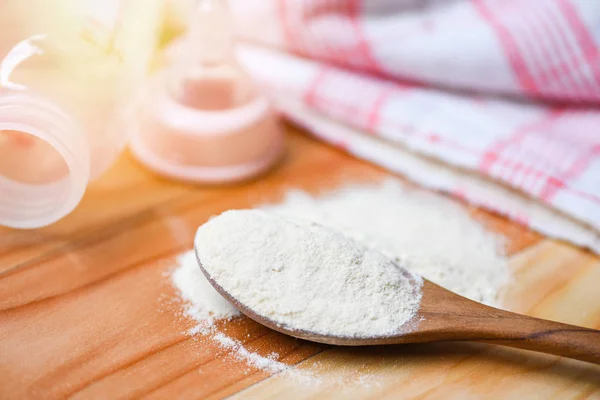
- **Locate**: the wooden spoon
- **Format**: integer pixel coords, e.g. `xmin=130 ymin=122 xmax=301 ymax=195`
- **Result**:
xmin=194 ymin=250 xmax=600 ymax=365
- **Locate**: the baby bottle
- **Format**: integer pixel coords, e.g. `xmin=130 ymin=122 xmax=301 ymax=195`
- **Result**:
xmin=0 ymin=0 xmax=160 ymax=228
xmin=129 ymin=0 xmax=284 ymax=183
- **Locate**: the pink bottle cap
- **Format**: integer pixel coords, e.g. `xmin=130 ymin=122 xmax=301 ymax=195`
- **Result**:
xmin=130 ymin=74 xmax=283 ymax=183
xmin=129 ymin=0 xmax=284 ymax=184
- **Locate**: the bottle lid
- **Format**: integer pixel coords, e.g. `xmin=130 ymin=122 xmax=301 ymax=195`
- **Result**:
xmin=0 ymin=92 xmax=90 ymax=229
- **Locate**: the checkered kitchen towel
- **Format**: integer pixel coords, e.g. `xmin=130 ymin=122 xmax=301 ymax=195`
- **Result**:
xmin=229 ymin=0 xmax=600 ymax=252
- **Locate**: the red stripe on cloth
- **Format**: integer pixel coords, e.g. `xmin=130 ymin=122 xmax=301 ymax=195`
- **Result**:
xmin=338 ymin=0 xmax=353 ymax=66
xmin=277 ymin=0 xmax=299 ymax=54
xmin=572 ymin=185 xmax=600 ymax=205
xmin=540 ymin=144 xmax=600 ymax=201
xmin=298 ymin=0 xmax=313 ymax=56
xmin=304 ymin=67 xmax=331 ymax=107
xmin=539 ymin=176 xmax=566 ymax=201
xmin=556 ymin=0 xmax=600 ymax=92
xmin=477 ymin=109 xmax=600 ymax=205
xmin=479 ymin=110 xmax=564 ymax=174
xmin=302 ymin=0 xmax=326 ymax=59
xmin=504 ymin=159 xmax=524 ymax=189
xmin=472 ymin=0 xmax=540 ymax=95
xmin=366 ymin=88 xmax=395 ymax=132
xmin=541 ymin=3 xmax=589 ymax=100
xmin=278 ymin=0 xmax=314 ymax=58
xmin=297 ymin=0 xmax=314 ymax=58
xmin=348 ymin=0 xmax=383 ymax=73
xmin=295 ymin=0 xmax=353 ymax=66
xmin=530 ymin=4 xmax=579 ymax=99
xmin=318 ymin=0 xmax=341 ymax=64
xmin=512 ymin=6 xmax=553 ymax=96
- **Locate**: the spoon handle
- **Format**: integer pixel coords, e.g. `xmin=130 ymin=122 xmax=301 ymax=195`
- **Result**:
xmin=470 ymin=311 xmax=600 ymax=364
xmin=418 ymin=281 xmax=600 ymax=364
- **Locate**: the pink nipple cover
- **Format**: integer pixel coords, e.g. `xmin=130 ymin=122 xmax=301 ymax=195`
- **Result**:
xmin=130 ymin=0 xmax=283 ymax=183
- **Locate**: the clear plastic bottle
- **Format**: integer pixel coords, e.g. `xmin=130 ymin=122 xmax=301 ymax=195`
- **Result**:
xmin=130 ymin=0 xmax=284 ymax=183
xmin=0 ymin=0 xmax=161 ymax=228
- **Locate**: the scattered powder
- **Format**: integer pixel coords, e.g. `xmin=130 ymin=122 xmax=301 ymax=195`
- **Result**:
xmin=195 ymin=210 xmax=424 ymax=338
xmin=211 ymin=332 xmax=289 ymax=374
xmin=172 ymin=251 xmax=302 ymax=378
xmin=170 ymin=179 xmax=510 ymax=379
xmin=172 ymin=251 xmax=239 ymax=333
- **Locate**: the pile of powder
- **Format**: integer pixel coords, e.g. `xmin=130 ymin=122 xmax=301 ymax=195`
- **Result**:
xmin=261 ymin=179 xmax=509 ymax=306
xmin=195 ymin=210 xmax=424 ymax=338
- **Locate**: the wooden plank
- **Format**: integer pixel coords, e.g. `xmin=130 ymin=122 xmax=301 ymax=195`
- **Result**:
xmin=470 ymin=208 xmax=541 ymax=255
xmin=0 ymin=153 xmax=193 ymax=271
xmin=1 ymin=127 xmax=588 ymax=400
xmin=0 ymin=254 xmax=323 ymax=399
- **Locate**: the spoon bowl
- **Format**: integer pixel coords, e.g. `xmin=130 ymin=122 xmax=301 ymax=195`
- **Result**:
xmin=195 ymin=249 xmax=600 ymax=364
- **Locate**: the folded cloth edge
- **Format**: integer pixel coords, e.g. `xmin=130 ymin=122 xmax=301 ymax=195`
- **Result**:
xmin=275 ymin=96 xmax=600 ymax=255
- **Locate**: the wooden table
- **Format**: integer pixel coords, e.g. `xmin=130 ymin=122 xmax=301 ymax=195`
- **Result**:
xmin=1 ymin=126 xmax=599 ymax=399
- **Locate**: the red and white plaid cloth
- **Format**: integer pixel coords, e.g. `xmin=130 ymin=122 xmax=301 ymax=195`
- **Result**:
xmin=228 ymin=0 xmax=600 ymax=253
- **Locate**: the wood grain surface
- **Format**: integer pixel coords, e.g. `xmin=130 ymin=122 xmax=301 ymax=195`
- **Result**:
xmin=1 ymin=126 xmax=599 ymax=399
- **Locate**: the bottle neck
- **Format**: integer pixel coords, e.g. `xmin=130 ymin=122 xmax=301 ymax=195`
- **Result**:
xmin=0 ymin=91 xmax=90 ymax=228
xmin=189 ymin=0 xmax=234 ymax=66
xmin=166 ymin=0 xmax=257 ymax=110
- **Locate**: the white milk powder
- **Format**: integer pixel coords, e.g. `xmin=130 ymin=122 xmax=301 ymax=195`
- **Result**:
xmin=262 ymin=180 xmax=509 ymax=306
xmin=195 ymin=210 xmax=424 ymax=338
